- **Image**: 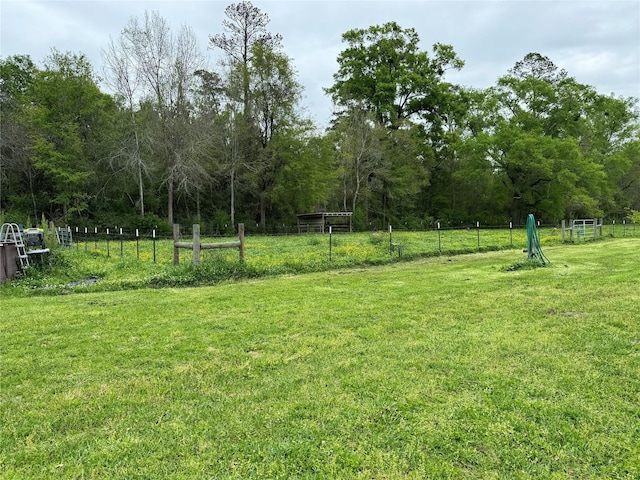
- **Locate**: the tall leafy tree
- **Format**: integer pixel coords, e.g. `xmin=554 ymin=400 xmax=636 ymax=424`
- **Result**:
xmin=116 ymin=11 xmax=205 ymax=225
xmin=326 ymin=22 xmax=464 ymax=131
xmin=326 ymin=22 xmax=459 ymax=225
xmin=210 ymin=1 xmax=317 ymax=230
xmin=26 ymin=50 xmax=115 ymax=220
xmin=266 ymin=126 xmax=337 ymax=225
xmin=102 ymin=30 xmax=152 ymax=217
xmin=423 ymin=88 xmax=500 ymax=224
xmin=209 ymin=0 xmax=282 ymax=121
xmin=0 ymin=55 xmax=38 ymax=218
xmin=377 ymin=124 xmax=429 ymax=226
xmin=466 ymin=53 xmax=639 ymax=223
xmin=191 ymin=69 xmax=240 ymax=227
xmin=248 ymin=42 xmax=304 ymax=227
xmin=330 ymin=107 xmax=384 ymax=217
xmin=209 ymin=1 xmax=282 ymax=229
xmin=576 ymin=92 xmax=639 ymax=215
xmin=614 ymin=140 xmax=640 ymax=212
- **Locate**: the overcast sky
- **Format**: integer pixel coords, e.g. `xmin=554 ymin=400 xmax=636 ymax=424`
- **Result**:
xmin=1 ymin=0 xmax=639 ymax=128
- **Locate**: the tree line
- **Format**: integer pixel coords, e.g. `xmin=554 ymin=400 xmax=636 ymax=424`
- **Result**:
xmin=1 ymin=1 xmax=638 ymax=233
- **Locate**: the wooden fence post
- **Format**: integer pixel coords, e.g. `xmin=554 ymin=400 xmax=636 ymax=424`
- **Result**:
xmin=193 ymin=224 xmax=201 ymax=265
xmin=599 ymin=218 xmax=603 ymax=237
xmin=238 ymin=223 xmax=245 ymax=263
xmin=173 ymin=224 xmax=180 ymax=266
xmin=174 ymin=223 xmax=244 ymax=265
xmin=570 ymin=219 xmax=574 ymax=242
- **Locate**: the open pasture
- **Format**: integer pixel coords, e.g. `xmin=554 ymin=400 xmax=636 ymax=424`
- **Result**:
xmin=1 ymin=239 xmax=639 ymax=478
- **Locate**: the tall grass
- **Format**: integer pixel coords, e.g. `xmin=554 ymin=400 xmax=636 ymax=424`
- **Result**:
xmin=3 ymin=227 xmax=566 ymax=296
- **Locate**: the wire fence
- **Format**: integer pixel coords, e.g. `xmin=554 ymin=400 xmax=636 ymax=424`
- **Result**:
xmin=58 ymin=220 xmax=639 ymax=266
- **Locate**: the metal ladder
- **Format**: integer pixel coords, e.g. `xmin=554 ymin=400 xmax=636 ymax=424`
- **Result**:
xmin=0 ymin=223 xmax=30 ymax=269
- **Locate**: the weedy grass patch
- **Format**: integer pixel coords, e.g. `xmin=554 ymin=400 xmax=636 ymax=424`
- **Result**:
xmin=1 ymin=239 xmax=639 ymax=478
xmin=2 ymin=228 xmax=566 ymax=296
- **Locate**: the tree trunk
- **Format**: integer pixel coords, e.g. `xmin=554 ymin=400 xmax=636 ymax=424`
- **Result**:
xmin=138 ymin=163 xmax=145 ymax=217
xmin=260 ymin=193 xmax=266 ymax=231
xmin=132 ymin=109 xmax=145 ymax=217
xmin=230 ymin=168 xmax=235 ymax=231
xmin=343 ymin=186 xmax=348 ymax=212
xmin=29 ymin=172 xmax=37 ymax=220
xmin=196 ymin=190 xmax=201 ymax=222
xmin=352 ymin=173 xmax=361 ymax=214
xmin=167 ymin=176 xmax=174 ymax=226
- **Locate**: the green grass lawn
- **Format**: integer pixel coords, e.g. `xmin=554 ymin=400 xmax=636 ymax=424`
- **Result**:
xmin=1 ymin=239 xmax=639 ymax=478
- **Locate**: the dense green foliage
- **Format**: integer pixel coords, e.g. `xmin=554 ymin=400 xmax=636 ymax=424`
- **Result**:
xmin=2 ymin=239 xmax=639 ymax=478
xmin=1 ymin=2 xmax=639 ymax=232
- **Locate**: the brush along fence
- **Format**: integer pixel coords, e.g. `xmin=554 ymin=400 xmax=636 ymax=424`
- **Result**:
xmin=173 ymin=223 xmax=245 ymax=266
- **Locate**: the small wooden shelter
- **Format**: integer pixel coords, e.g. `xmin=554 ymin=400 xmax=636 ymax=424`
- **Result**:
xmin=297 ymin=212 xmax=353 ymax=233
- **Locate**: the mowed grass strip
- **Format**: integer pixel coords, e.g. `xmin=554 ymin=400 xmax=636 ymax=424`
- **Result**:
xmin=1 ymin=239 xmax=638 ymax=479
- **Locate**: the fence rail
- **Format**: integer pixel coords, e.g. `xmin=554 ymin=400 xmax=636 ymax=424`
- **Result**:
xmin=173 ymin=224 xmax=244 ymax=265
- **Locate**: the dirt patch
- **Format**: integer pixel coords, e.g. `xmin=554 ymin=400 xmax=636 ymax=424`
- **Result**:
xmin=67 ymin=276 xmax=101 ymax=288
